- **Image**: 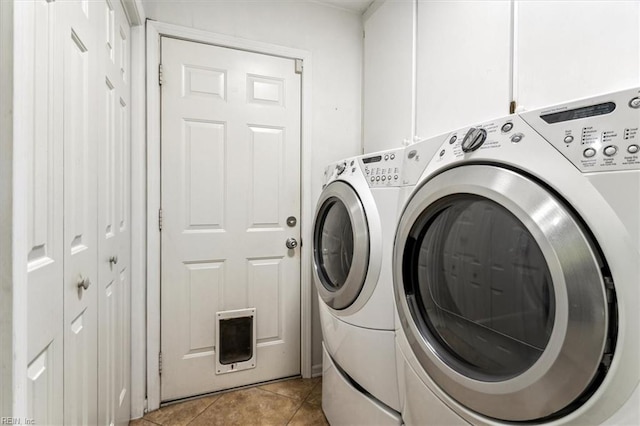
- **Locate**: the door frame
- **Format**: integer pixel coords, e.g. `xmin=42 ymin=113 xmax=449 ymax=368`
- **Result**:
xmin=145 ymin=20 xmax=313 ymax=412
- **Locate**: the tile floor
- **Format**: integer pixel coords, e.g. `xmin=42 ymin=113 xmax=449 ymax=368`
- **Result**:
xmin=130 ymin=377 xmax=328 ymax=426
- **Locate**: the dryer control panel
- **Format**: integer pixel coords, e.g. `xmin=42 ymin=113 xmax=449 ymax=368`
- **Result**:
xmin=358 ymin=147 xmax=405 ymax=187
xmin=520 ymin=87 xmax=640 ymax=173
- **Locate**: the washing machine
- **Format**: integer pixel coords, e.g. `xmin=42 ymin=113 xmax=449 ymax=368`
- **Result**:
xmin=314 ymin=147 xmax=407 ymax=424
xmin=393 ymin=88 xmax=640 ymax=425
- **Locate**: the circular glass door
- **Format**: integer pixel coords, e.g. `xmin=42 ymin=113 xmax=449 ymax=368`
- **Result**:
xmin=409 ymin=195 xmax=555 ymax=381
xmin=313 ymin=181 xmax=369 ymax=310
xmin=394 ymin=165 xmax=614 ymax=421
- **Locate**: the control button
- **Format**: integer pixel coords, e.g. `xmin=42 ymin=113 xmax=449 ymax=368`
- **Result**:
xmin=461 ymin=128 xmax=487 ymax=152
xmin=381 ymin=175 xmax=386 ymax=181
xmin=603 ymin=145 xmax=617 ymax=157
xmin=501 ymin=122 xmax=513 ymax=133
xmin=564 ymin=135 xmax=574 ymax=144
xmin=407 ymin=150 xmax=417 ymax=159
xmin=390 ymin=153 xmax=395 ymax=160
xmin=394 ymin=175 xmax=398 ymax=180
xmin=629 ymin=97 xmax=640 ymax=109
xmin=511 ymin=133 xmax=524 ymax=143
xmin=583 ymin=148 xmax=597 ymax=158
xmin=376 ymin=176 xmax=380 ymax=181
xmin=387 ymin=175 xmax=392 ymax=181
xmin=365 ymin=168 xmax=369 ymax=174
xmin=627 ymin=144 xmax=639 ymax=154
xmin=439 ymin=149 xmax=445 ymax=157
xmin=449 ymin=135 xmax=457 ymax=144
xmin=384 ymin=155 xmax=389 ymax=160
xmin=370 ymin=176 xmax=375 ymax=182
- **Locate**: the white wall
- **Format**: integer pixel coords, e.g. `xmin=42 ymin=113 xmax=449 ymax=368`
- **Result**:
xmin=363 ymin=0 xmax=415 ymax=153
xmin=142 ymin=0 xmax=364 ymax=374
xmin=0 ymin=0 xmax=13 ymax=417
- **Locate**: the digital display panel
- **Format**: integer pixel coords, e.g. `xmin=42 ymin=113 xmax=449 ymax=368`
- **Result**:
xmin=362 ymin=155 xmax=382 ymax=164
xmin=540 ymin=102 xmax=616 ymax=124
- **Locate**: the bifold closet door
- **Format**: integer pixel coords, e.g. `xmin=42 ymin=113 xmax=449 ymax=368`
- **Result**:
xmin=59 ymin=0 xmax=100 ymax=424
xmin=97 ymin=1 xmax=132 ymax=424
xmin=24 ymin=1 xmax=132 ymax=424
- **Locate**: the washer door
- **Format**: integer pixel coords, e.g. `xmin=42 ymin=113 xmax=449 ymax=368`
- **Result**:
xmin=314 ymin=181 xmax=369 ymax=310
xmin=394 ymin=165 xmax=613 ymax=421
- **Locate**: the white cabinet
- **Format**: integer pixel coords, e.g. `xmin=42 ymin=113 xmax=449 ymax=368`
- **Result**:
xmin=514 ymin=1 xmax=640 ymax=111
xmin=363 ymin=0 xmax=639 ymax=149
xmin=18 ymin=0 xmax=132 ymax=424
xmin=415 ymin=0 xmax=512 ymax=139
xmin=363 ymin=0 xmax=415 ymax=153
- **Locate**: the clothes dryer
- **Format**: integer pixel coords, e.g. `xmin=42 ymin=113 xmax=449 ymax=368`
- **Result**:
xmin=314 ymin=148 xmax=405 ymax=424
xmin=393 ymin=88 xmax=640 ymax=424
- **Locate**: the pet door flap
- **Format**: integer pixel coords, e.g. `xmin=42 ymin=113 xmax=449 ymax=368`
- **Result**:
xmin=215 ymin=308 xmax=257 ymax=374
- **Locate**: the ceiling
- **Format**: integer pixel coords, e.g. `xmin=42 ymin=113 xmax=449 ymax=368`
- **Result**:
xmin=311 ymin=0 xmax=374 ymax=13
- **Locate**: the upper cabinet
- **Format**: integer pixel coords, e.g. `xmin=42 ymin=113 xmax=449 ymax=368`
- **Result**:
xmin=363 ymin=0 xmax=640 ymax=152
xmin=514 ymin=1 xmax=640 ymax=111
xmin=363 ymin=0 xmax=415 ymax=153
xmin=415 ymin=0 xmax=512 ymax=140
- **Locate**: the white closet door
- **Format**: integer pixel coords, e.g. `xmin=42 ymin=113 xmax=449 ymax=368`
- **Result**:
xmin=59 ymin=0 xmax=99 ymax=424
xmin=25 ymin=1 xmax=64 ymax=423
xmin=97 ymin=1 xmax=132 ymax=425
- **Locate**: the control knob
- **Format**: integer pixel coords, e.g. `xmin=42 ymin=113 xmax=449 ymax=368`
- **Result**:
xmin=461 ymin=127 xmax=487 ymax=152
xmin=336 ymin=162 xmax=346 ymax=175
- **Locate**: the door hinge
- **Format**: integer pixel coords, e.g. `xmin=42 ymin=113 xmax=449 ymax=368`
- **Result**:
xmin=509 ymin=100 xmax=516 ymax=114
xmin=158 ymin=208 xmax=163 ymax=231
xmin=159 ymin=63 xmax=164 ymax=86
xmin=159 ymin=352 xmax=163 ymax=376
xmin=295 ymin=59 xmax=303 ymax=75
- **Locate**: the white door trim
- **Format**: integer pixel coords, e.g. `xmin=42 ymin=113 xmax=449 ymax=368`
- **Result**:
xmin=145 ymin=20 xmax=313 ymax=412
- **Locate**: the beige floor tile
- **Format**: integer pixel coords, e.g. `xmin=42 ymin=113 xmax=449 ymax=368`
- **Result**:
xmin=129 ymin=418 xmax=160 ymax=426
xmin=259 ymin=377 xmax=320 ymax=402
xmin=305 ymin=379 xmax=322 ymax=407
xmin=189 ymin=387 xmax=301 ymax=426
xmin=287 ymin=402 xmax=329 ymax=426
xmin=143 ymin=394 xmax=220 ymax=426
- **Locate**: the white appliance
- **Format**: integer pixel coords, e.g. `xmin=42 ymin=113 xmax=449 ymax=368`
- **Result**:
xmin=314 ymin=147 xmax=406 ymax=424
xmin=394 ymin=88 xmax=640 ymax=425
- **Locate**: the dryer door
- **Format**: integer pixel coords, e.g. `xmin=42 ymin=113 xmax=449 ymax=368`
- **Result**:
xmin=394 ymin=165 xmax=615 ymax=422
xmin=313 ymin=181 xmax=369 ymax=310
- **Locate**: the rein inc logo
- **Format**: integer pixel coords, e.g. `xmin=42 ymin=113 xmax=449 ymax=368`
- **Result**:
xmin=0 ymin=418 xmax=35 ymax=425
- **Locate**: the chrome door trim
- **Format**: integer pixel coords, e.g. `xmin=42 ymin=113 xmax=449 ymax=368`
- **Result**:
xmin=394 ymin=165 xmax=610 ymax=421
xmin=313 ymin=181 xmax=369 ymax=310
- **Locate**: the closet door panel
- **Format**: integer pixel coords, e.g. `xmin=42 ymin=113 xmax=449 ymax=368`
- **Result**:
xmin=25 ymin=1 xmax=63 ymax=423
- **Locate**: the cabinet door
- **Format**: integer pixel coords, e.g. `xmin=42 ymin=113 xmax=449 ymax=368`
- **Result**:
xmin=363 ymin=0 xmax=415 ymax=153
xmin=415 ymin=1 xmax=512 ymax=138
xmin=515 ymin=1 xmax=640 ymax=111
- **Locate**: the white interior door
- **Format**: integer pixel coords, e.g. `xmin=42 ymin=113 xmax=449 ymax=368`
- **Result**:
xmin=60 ymin=1 xmax=99 ymax=424
xmin=160 ymin=37 xmax=302 ymax=401
xmin=97 ymin=1 xmax=132 ymax=425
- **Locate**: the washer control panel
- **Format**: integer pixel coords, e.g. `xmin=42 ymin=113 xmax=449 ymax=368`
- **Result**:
xmin=358 ymin=147 xmax=404 ymax=187
xmin=520 ymin=87 xmax=640 ymax=172
xmin=433 ymin=117 xmax=527 ymax=163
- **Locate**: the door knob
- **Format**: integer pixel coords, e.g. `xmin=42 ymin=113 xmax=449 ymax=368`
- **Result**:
xmin=77 ymin=275 xmax=91 ymax=291
xmin=286 ymin=238 xmax=298 ymax=249
xmin=109 ymin=255 xmax=119 ymax=265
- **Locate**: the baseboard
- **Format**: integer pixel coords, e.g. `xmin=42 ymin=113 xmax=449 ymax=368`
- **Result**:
xmin=312 ymin=363 xmax=323 ymax=378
